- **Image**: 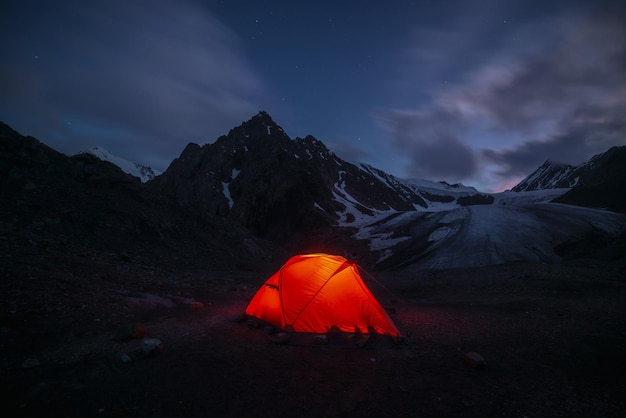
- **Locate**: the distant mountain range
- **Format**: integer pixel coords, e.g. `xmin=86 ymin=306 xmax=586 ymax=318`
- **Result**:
xmin=1 ymin=114 xmax=624 ymax=270
xmin=512 ymin=146 xmax=626 ymax=212
xmin=513 ymin=145 xmax=626 ymax=192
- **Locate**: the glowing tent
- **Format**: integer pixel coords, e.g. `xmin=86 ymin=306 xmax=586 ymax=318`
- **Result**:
xmin=245 ymin=254 xmax=400 ymax=336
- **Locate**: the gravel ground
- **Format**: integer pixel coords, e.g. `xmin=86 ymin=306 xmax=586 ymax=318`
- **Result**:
xmin=2 ymin=246 xmax=625 ymax=417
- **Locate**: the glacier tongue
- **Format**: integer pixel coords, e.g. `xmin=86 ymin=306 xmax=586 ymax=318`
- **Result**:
xmin=359 ymin=193 xmax=623 ymax=270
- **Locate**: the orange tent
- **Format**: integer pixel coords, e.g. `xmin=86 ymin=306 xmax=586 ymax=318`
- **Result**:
xmin=245 ymin=254 xmax=400 ymax=336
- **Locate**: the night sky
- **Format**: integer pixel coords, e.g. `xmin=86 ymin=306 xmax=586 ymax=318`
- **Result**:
xmin=2 ymin=0 xmax=625 ymax=192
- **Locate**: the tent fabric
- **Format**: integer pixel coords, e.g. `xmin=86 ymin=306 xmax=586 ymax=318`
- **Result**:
xmin=245 ymin=254 xmax=400 ymax=336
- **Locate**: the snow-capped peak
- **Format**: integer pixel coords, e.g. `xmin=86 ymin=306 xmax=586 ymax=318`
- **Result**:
xmin=79 ymin=146 xmax=161 ymax=183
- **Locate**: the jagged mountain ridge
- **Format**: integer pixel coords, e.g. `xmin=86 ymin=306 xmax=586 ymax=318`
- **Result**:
xmin=151 ymin=112 xmax=483 ymax=246
xmin=152 ymin=112 xmax=624 ymax=268
xmin=2 ymin=114 xmax=624 ymax=270
xmin=512 ymin=146 xmax=626 ymax=213
xmin=0 ymin=121 xmax=281 ymax=271
xmin=512 ymin=160 xmax=575 ymax=192
xmin=512 ymin=146 xmax=626 ymax=192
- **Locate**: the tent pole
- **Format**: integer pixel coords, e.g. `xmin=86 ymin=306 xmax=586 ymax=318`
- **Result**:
xmin=359 ymin=265 xmax=402 ymax=302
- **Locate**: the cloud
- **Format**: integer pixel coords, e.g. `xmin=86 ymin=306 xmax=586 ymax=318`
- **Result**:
xmin=380 ymin=5 xmax=626 ymax=190
xmin=326 ymin=139 xmax=372 ymax=164
xmin=484 ymin=103 xmax=626 ymax=177
xmin=0 ymin=0 xmax=266 ymax=169
xmin=378 ymin=108 xmax=478 ymax=181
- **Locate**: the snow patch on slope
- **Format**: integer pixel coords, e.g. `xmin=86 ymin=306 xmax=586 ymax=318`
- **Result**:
xmin=222 ymin=182 xmax=234 ymax=209
xmin=80 ymin=146 xmax=161 ymax=182
xmin=333 ymin=170 xmax=397 ymax=227
xmin=222 ymin=168 xmax=240 ymax=209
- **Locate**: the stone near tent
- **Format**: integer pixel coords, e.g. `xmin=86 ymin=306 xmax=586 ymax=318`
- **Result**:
xmin=464 ymin=351 xmax=487 ymax=368
xmin=114 ymin=323 xmax=148 ymax=341
xmin=21 ymin=358 xmax=40 ymax=369
xmin=273 ymin=332 xmax=290 ymax=345
xmin=188 ymin=301 xmax=204 ymax=310
xmin=355 ymin=334 xmax=372 ymax=348
xmin=247 ymin=318 xmax=260 ymax=329
xmin=119 ymin=251 xmax=131 ymax=263
xmin=392 ymin=335 xmax=409 ymax=345
xmin=142 ymin=338 xmax=164 ymax=356
xmin=313 ymin=334 xmax=328 ymax=345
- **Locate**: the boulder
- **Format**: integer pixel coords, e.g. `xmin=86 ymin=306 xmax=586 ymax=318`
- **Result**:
xmin=21 ymin=358 xmax=40 ymax=369
xmin=464 ymin=351 xmax=487 ymax=368
xmin=273 ymin=332 xmax=290 ymax=345
xmin=114 ymin=323 xmax=148 ymax=341
xmin=142 ymin=338 xmax=164 ymax=356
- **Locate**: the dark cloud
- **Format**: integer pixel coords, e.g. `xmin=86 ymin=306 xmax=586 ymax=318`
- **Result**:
xmin=0 ymin=0 xmax=266 ymax=169
xmin=379 ymin=108 xmax=478 ymax=181
xmin=479 ymin=10 xmax=626 ymax=179
xmin=485 ymin=104 xmax=626 ymax=177
xmin=405 ymin=132 xmax=477 ymax=181
xmin=470 ymin=9 xmax=626 ymax=133
xmin=382 ymin=5 xmax=626 ymax=190
xmin=326 ymin=140 xmax=372 ymax=164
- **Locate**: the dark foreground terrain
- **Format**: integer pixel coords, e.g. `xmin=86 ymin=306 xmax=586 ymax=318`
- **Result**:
xmin=1 ymin=243 xmax=625 ymax=418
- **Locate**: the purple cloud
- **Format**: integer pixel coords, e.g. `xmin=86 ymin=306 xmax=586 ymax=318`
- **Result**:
xmin=381 ymin=5 xmax=626 ymax=190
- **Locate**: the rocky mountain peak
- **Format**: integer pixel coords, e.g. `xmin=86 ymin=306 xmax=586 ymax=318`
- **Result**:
xmin=512 ymin=160 xmax=574 ymax=192
xmin=513 ymin=146 xmax=626 ymax=193
xmin=151 ymin=112 xmax=430 ymax=246
xmin=223 ymin=110 xmax=289 ymax=145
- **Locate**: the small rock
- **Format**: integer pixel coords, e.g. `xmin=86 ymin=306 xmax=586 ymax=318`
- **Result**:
xmin=120 ymin=354 xmax=132 ymax=364
xmin=114 ymin=323 xmax=148 ymax=341
xmin=188 ymin=301 xmax=204 ymax=310
xmin=142 ymin=338 xmax=164 ymax=356
xmin=273 ymin=332 xmax=290 ymax=345
xmin=73 ymin=328 xmax=87 ymax=337
xmin=21 ymin=358 xmax=40 ymax=369
xmin=355 ymin=334 xmax=372 ymax=348
xmin=392 ymin=335 xmax=408 ymax=345
xmin=119 ymin=251 xmax=131 ymax=263
xmin=464 ymin=351 xmax=487 ymax=368
xmin=235 ymin=313 xmax=247 ymax=323
xmin=247 ymin=319 xmax=260 ymax=329
xmin=263 ymin=325 xmax=276 ymax=335
xmin=313 ymin=334 xmax=328 ymax=345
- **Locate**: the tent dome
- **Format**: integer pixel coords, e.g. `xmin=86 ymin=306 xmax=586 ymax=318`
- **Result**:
xmin=245 ymin=254 xmax=400 ymax=336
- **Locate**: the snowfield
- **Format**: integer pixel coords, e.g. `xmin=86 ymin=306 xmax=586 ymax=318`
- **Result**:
xmin=79 ymin=146 xmax=161 ymax=182
xmin=349 ymin=189 xmax=624 ymax=270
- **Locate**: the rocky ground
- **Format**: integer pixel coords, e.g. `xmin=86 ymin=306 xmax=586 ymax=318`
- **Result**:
xmin=2 ymin=239 xmax=625 ymax=418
